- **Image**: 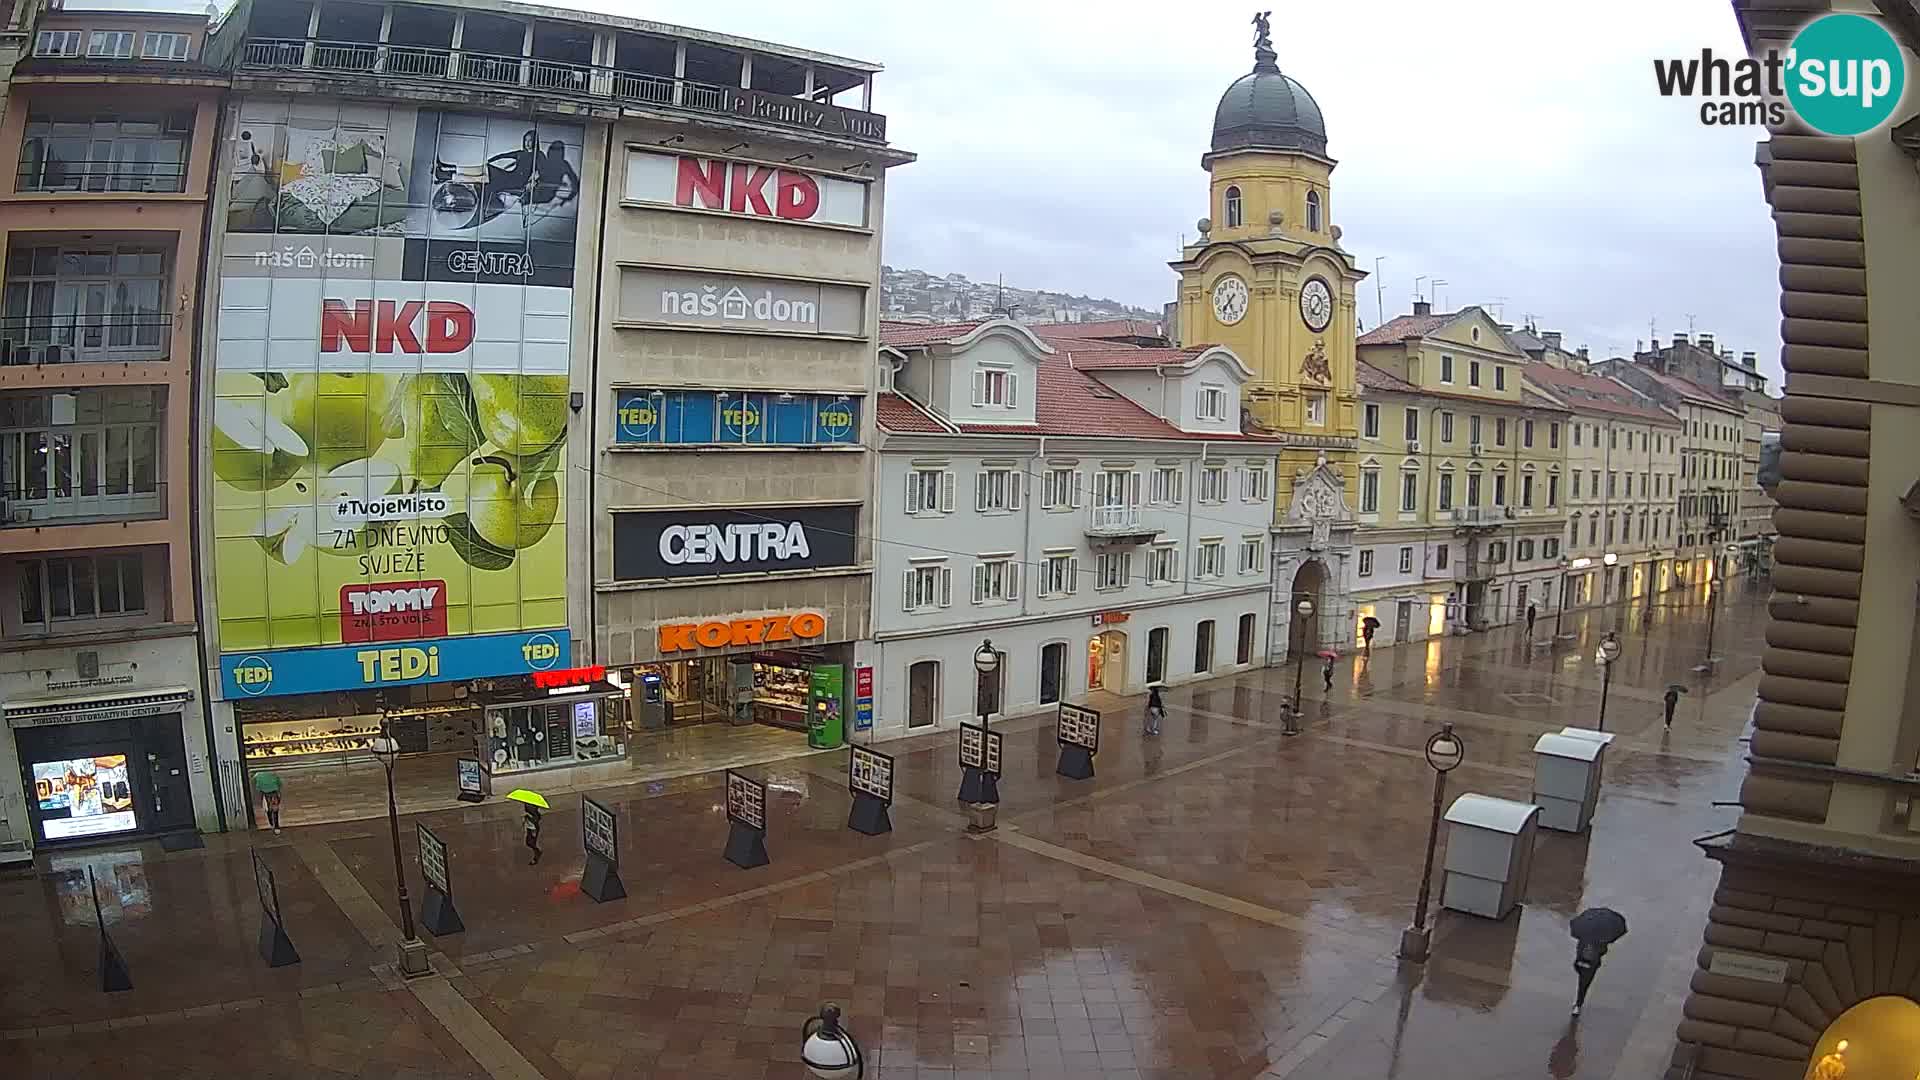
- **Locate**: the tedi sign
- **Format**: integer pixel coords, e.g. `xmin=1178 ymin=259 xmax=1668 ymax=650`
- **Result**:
xmin=613 ymin=504 xmax=859 ymax=580
xmin=623 ymin=150 xmax=869 ymax=229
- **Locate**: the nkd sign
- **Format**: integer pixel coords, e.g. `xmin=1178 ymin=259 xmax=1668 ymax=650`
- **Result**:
xmin=618 ymin=268 xmax=865 ymax=338
xmin=624 ymin=151 xmax=869 ymax=229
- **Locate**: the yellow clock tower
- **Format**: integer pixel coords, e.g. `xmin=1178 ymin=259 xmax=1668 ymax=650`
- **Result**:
xmin=1170 ymin=12 xmax=1365 ymax=657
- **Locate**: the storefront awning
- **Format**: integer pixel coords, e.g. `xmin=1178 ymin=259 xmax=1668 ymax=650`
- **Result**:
xmin=4 ymin=687 xmax=195 ymax=728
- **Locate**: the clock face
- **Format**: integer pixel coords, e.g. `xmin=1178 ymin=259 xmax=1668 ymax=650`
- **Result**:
xmin=1211 ymin=275 xmax=1249 ymax=326
xmin=1300 ymin=277 xmax=1334 ymax=333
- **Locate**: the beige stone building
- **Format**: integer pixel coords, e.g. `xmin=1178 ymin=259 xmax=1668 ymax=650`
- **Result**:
xmin=1667 ymin=1 xmax=1920 ymax=1074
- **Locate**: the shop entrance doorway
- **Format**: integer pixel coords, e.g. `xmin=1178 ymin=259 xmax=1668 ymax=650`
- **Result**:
xmin=908 ymin=660 xmax=938 ymax=727
xmin=1145 ymin=627 xmax=1168 ymax=684
xmin=1039 ymin=643 xmax=1066 ymax=705
xmin=18 ymin=713 xmax=190 ymax=845
xmin=1087 ymin=631 xmax=1127 ymax=691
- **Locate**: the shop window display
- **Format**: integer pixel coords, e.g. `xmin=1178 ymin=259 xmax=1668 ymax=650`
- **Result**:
xmin=34 ymin=754 xmax=136 ymax=840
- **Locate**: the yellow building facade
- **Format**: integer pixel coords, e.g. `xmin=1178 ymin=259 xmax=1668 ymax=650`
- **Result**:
xmin=1350 ymin=306 xmax=1570 ymax=644
xmin=1170 ymin=16 xmax=1366 ymax=660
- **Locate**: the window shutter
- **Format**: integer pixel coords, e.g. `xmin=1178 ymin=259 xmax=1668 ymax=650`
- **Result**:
xmin=1009 ymin=472 xmax=1023 ymax=510
xmin=1068 ymin=557 xmax=1079 ymax=594
xmin=972 ymin=369 xmax=985 ymax=406
xmin=904 ymin=472 xmax=921 ymax=515
xmin=1072 ymin=470 xmax=1083 ymax=508
xmin=972 ymin=563 xmax=986 ymax=604
xmin=1172 ymin=470 xmax=1183 ymax=505
xmin=975 ymin=471 xmax=988 ymax=512
xmin=939 ymin=566 xmax=953 ymax=607
xmin=1006 ymin=371 xmax=1019 ymax=408
xmin=902 ymin=570 xmax=916 ymax=611
xmin=1007 ymin=562 xmax=1020 ymax=600
xmin=1129 ymin=471 xmax=1142 ymax=507
xmin=940 ymin=470 xmax=955 ymax=512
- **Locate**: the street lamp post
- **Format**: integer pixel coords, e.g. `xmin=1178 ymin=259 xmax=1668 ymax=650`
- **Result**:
xmin=369 ymin=722 xmax=431 ymax=977
xmin=973 ymin=639 xmax=999 ymax=731
xmin=1595 ymin=633 xmax=1623 ymax=732
xmin=801 ymin=1003 xmax=864 ymax=1078
xmin=1288 ymin=597 xmax=1314 ymax=735
xmin=1399 ymin=722 xmax=1465 ymax=962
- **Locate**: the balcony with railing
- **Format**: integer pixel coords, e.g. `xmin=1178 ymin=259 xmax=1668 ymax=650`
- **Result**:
xmin=0 ymin=313 xmax=173 ymax=365
xmin=1086 ymin=504 xmax=1160 ymax=544
xmin=16 ymin=160 xmax=188 ymax=195
xmin=1 ymin=480 xmax=166 ymax=527
xmin=232 ymin=2 xmax=887 ymax=145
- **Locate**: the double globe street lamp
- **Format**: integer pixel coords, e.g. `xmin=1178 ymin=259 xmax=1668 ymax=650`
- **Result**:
xmin=1399 ymin=722 xmax=1465 ymax=962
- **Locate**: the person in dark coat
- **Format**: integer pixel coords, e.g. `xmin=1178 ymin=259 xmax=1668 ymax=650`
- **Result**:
xmin=1525 ymin=603 xmax=1537 ymax=637
xmin=1144 ymin=685 xmax=1166 ymax=736
xmin=1322 ymin=655 xmax=1335 ymax=693
xmin=523 ymin=805 xmax=544 ymax=865
xmin=1572 ymin=939 xmax=1608 ymax=1016
xmin=1664 ymin=686 xmax=1682 ymax=729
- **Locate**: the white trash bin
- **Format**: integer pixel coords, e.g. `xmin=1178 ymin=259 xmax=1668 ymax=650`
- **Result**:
xmin=1532 ymin=730 xmax=1611 ymax=833
xmin=1441 ymin=794 xmax=1542 ymax=920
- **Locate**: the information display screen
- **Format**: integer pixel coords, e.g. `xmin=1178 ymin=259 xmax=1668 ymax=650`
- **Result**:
xmin=34 ymin=755 xmax=137 ymax=840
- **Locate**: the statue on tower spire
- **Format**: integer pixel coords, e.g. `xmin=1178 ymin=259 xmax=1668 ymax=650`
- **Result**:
xmin=1251 ymin=11 xmax=1278 ymax=71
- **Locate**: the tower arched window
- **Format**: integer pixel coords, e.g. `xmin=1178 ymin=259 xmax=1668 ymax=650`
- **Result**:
xmin=1306 ymin=190 xmax=1322 ymax=232
xmin=1224 ymin=186 xmax=1243 ymax=228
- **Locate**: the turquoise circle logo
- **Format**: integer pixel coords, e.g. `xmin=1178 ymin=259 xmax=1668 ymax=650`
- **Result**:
xmin=1786 ymin=14 xmax=1906 ymax=136
xmin=231 ymin=655 xmax=274 ymax=696
xmin=522 ymin=633 xmax=563 ymax=670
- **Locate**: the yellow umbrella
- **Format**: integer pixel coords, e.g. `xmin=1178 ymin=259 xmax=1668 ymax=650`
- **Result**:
xmin=505 ymin=789 xmax=550 ymax=809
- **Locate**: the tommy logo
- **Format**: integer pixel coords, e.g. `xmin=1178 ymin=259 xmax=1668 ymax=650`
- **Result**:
xmin=340 ymin=581 xmax=449 ymax=643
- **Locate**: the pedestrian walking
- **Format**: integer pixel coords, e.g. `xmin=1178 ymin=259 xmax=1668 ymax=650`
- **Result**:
xmin=1144 ymin=684 xmax=1166 ymax=737
xmin=252 ymin=768 xmax=283 ymax=834
xmin=1664 ymin=685 xmax=1682 ymax=729
xmin=1321 ymin=655 xmax=1335 ymax=693
xmin=1361 ymin=616 xmax=1379 ymax=656
xmin=523 ymin=804 xmax=544 ymax=865
xmin=1568 ymin=907 xmax=1628 ymax=1018
xmin=1525 ymin=603 xmax=1537 ymax=638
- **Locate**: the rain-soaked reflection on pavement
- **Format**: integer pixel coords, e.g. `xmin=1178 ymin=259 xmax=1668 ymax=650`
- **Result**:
xmin=0 ymin=589 xmax=1768 ymax=1079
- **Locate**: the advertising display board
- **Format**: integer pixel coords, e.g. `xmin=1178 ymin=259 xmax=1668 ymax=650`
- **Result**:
xmin=622 ymin=151 xmax=871 ymax=228
xmin=1056 ymin=703 xmax=1101 ymax=780
xmin=611 ymin=505 xmax=859 ymax=581
xmin=210 ymin=101 xmax=579 ymax=693
xmin=846 ymin=744 xmax=894 ymax=835
xmin=723 ymin=769 xmax=770 ymax=869
xmin=579 ymin=795 xmax=626 ymax=902
xmin=612 ymin=388 xmax=859 ymax=447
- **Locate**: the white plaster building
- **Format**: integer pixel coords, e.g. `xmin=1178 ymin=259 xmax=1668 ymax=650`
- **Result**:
xmin=866 ymin=318 xmax=1279 ymax=737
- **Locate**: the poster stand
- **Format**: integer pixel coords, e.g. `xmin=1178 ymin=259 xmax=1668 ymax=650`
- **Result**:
xmin=456 ymin=758 xmax=487 ymax=804
xmin=846 ymin=746 xmax=894 ymax=836
xmin=252 ymin=849 xmax=300 ymax=968
xmin=416 ymin=823 xmax=465 ymax=935
xmin=1055 ymin=703 xmax=1100 ymax=781
xmin=579 ymin=796 xmax=627 ymax=902
xmin=957 ymin=722 xmax=1003 ymax=803
xmin=724 ymin=770 xmax=770 ymax=868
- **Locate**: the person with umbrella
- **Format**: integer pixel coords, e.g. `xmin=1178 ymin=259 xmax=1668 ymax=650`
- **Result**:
xmin=1320 ymin=650 xmax=1338 ymax=694
xmin=1361 ymin=616 xmax=1379 ymax=656
xmin=1663 ymin=684 xmax=1687 ymax=730
xmin=507 ymin=789 xmax=550 ymax=865
xmin=1569 ymin=907 xmax=1628 ymax=1016
xmin=1525 ymin=602 xmax=1537 ymax=639
xmin=1144 ymin=682 xmax=1166 ymax=737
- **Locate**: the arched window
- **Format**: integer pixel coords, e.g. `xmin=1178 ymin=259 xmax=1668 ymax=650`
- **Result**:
xmin=1224 ymin=186 xmax=1243 ymax=228
xmin=1306 ymin=190 xmax=1322 ymax=232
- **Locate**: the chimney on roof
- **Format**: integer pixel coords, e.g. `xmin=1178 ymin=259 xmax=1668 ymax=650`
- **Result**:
xmin=1412 ymin=300 xmax=1432 ymax=317
xmin=1698 ymin=332 xmax=1715 ymax=352
xmin=1578 ymin=346 xmax=1590 ymax=360
xmin=1499 ymin=323 xmax=1514 ymax=331
xmin=1672 ymin=332 xmax=1688 ymax=346
xmin=1741 ymin=350 xmax=1757 ymax=369
xmin=1542 ymin=331 xmax=1562 ymax=350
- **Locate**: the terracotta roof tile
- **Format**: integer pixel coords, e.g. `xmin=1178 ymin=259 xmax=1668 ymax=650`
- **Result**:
xmin=1066 ymin=346 xmax=1210 ymax=371
xmin=1522 ymin=364 xmax=1679 ymax=424
xmin=879 ymin=320 xmax=986 ymax=347
xmin=1356 ymin=362 xmax=1416 ymax=392
xmin=1356 ymin=311 xmax=1456 ymax=345
xmin=874 ymin=392 xmax=950 ymax=434
xmin=1029 ymin=318 xmax=1165 ymax=342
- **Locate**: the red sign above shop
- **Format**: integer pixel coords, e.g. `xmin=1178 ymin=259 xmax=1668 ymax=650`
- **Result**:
xmin=623 ymin=151 xmax=870 ymax=229
xmin=531 ymin=664 xmax=605 ymax=690
xmin=340 ymin=580 xmax=449 ymax=643
xmin=1090 ymin=611 xmax=1130 ymax=627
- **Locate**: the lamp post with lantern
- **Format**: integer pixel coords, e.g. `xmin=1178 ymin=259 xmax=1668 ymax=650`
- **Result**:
xmin=973 ymin=639 xmax=999 ymax=730
xmin=369 ymin=721 xmax=430 ymax=977
xmin=1595 ymin=632 xmax=1623 ymax=732
xmin=1400 ymin=722 xmax=1465 ymax=962
xmin=1288 ymin=597 xmax=1315 ymax=734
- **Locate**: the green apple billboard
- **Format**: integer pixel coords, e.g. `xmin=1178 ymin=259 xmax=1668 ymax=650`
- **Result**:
xmin=211 ymin=101 xmax=580 ymax=695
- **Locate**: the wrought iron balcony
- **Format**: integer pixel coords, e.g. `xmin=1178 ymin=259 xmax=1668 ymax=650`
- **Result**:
xmin=0 ymin=313 xmax=173 ymax=365
xmin=1086 ymin=504 xmax=1160 ymax=544
xmin=238 ymin=37 xmax=889 ymax=144
xmin=1 ymin=481 xmax=167 ymax=527
xmin=16 ymin=158 xmax=187 ymax=194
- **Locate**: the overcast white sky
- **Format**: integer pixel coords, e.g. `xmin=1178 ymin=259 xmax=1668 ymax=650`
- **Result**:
xmin=185 ymin=0 xmax=1782 ymax=376
xmin=598 ymin=0 xmax=1781 ymax=375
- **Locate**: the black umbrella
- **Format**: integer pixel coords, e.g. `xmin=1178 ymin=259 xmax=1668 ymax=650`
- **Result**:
xmin=1666 ymin=684 xmax=1689 ymax=696
xmin=1362 ymin=616 xmax=1381 ymax=629
xmin=1570 ymin=907 xmax=1628 ymax=945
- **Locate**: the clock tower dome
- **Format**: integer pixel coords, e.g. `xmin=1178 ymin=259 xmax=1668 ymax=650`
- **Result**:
xmin=1170 ymin=12 xmax=1364 ymax=662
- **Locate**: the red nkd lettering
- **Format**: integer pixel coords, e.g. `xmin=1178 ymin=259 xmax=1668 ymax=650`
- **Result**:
xmin=776 ymin=171 xmax=820 ymax=220
xmin=674 ymin=157 xmax=727 ymax=210
xmin=320 ymin=299 xmax=475 ymax=354
xmin=728 ymin=163 xmax=776 ymax=216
